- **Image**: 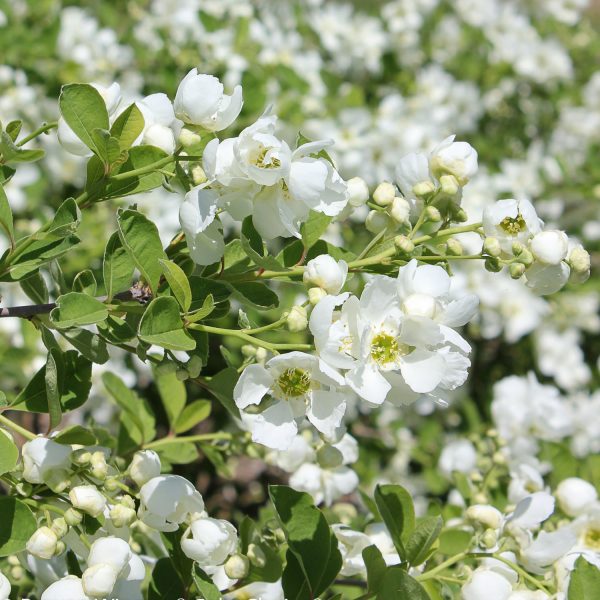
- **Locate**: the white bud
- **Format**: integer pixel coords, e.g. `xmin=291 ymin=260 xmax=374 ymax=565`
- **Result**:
xmin=40 ymin=576 xmax=87 ymax=600
xmin=412 ymin=181 xmax=436 ymax=197
xmin=287 ymin=305 xmax=308 ymax=332
xmin=389 ymin=197 xmax=410 ymax=224
xmin=88 ymin=537 xmax=132 ymax=576
xmin=425 ymin=206 xmax=441 ymax=222
xmin=143 ymin=123 xmax=176 ymax=154
xmin=22 ymin=438 xmax=72 ymax=486
xmin=181 ymin=517 xmax=238 ymax=566
xmin=530 ymin=230 xmax=569 ymax=265
xmin=224 ymin=553 xmax=250 ymax=579
xmin=440 ymin=174 xmax=459 ymax=195
xmin=50 ymin=518 xmax=68 ymax=539
xmin=430 ymin=136 xmax=478 ymax=185
xmin=110 ymin=504 xmax=137 ymax=528
xmin=64 ymin=508 xmax=83 ymax=526
xmin=303 ymin=255 xmax=348 ymax=295
xmin=90 ymin=451 xmax=108 ymax=480
xmin=481 ymin=528 xmax=498 ymax=549
xmin=82 ymin=564 xmax=118 ymax=599
xmin=347 ymin=177 xmax=369 ymax=207
xmin=556 ymin=477 xmax=598 ymax=517
xmin=129 ymin=450 xmax=162 ymax=487
xmin=69 ymin=485 xmax=106 ymax=517
xmin=26 ymin=527 xmax=58 ymax=560
xmin=365 ymin=210 xmax=390 ymax=233
xmin=179 ymin=127 xmax=202 ymax=147
xmin=446 ymin=238 xmax=463 ymax=256
xmin=308 ymin=287 xmax=328 ymax=305
xmin=483 ymin=237 xmax=501 ymax=257
xmin=509 ymin=263 xmax=526 ymax=279
xmin=241 ymin=344 xmax=257 ymax=358
xmin=191 ymin=165 xmax=207 ymax=185
xmin=373 ymin=182 xmax=396 ymax=206
xmin=255 ymin=348 xmax=268 ymax=364
xmin=0 ymin=573 xmax=10 ymax=599
xmin=394 ymin=235 xmax=415 ymax=254
xmin=568 ymin=245 xmax=591 ymax=274
xmin=465 ymin=505 xmax=503 ymax=530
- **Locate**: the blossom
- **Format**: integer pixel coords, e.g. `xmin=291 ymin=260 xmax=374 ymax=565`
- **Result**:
xmin=0 ymin=573 xmax=10 ymax=600
xmin=82 ymin=564 xmax=118 ymax=598
xmin=138 ymin=475 xmax=205 ymax=531
xmin=462 ymin=568 xmax=513 ymax=600
xmin=181 ymin=516 xmax=238 ymax=566
xmin=303 ymin=254 xmax=348 ymax=294
xmin=129 ymin=449 xmax=161 ymax=487
xmin=27 ymin=527 xmax=58 ymax=560
xmin=234 ymin=352 xmax=349 ymax=450
xmin=529 ymin=230 xmax=569 ymax=265
xmin=22 ymin=437 xmax=72 ymax=488
xmin=555 ymin=478 xmax=598 ymax=517
xmin=174 ymin=70 xmax=242 ymax=131
xmin=137 ymin=92 xmax=182 ymax=154
xmin=40 ymin=576 xmax=91 ymax=600
xmin=483 ymin=199 xmax=542 ymax=253
xmin=69 ymin=485 xmax=106 ymax=517
xmin=429 ymin=135 xmax=478 ymax=185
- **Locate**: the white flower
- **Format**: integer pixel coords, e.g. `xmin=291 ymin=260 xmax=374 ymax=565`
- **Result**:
xmin=0 ymin=573 xmax=10 ymax=600
xmin=87 ymin=536 xmax=132 ymax=576
xmin=303 ymin=255 xmax=348 ymax=294
xmin=530 ymin=231 xmax=569 ymax=265
xmin=137 ymin=92 xmax=182 ymax=154
xmin=22 ymin=437 xmax=72 ymax=486
xmin=347 ymin=176 xmax=369 ymax=207
xmin=483 ymin=199 xmax=542 ymax=253
xmin=333 ymin=526 xmax=372 ymax=576
xmin=520 ymin=528 xmax=577 ymax=574
xmin=138 ymin=475 xmax=205 ymax=531
xmin=69 ymin=485 xmax=106 ymax=517
xmin=174 ymin=70 xmax=242 ymax=131
xmin=181 ymin=516 xmax=238 ymax=567
xmin=364 ymin=522 xmax=401 ymax=565
xmin=429 ymin=135 xmax=478 ymax=185
xmin=27 ymin=527 xmax=58 ymax=560
xmin=439 ymin=439 xmax=477 ymax=478
xmin=524 ymin=262 xmax=571 ymax=296
xmin=462 ymin=568 xmax=512 ymax=600
xmin=40 ymin=576 xmax=91 ymax=600
xmin=508 ymin=492 xmax=555 ymax=531
xmin=234 ymin=352 xmax=349 ymax=450
xmin=82 ymin=563 xmax=118 ymax=598
xmin=555 ymin=478 xmax=598 ymax=517
xmin=179 ymin=186 xmax=225 ymax=266
xmin=129 ymin=450 xmax=161 ymax=487
xmin=395 ymin=151 xmax=432 ymax=202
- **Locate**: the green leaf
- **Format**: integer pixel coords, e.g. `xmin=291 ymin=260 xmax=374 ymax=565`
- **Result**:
xmin=54 ymin=425 xmax=97 ymax=446
xmin=300 ymin=210 xmax=332 ymax=250
xmin=155 ymin=368 xmax=187 ymax=429
xmin=59 ymin=329 xmax=109 ymax=364
xmin=47 ymin=198 xmax=81 ymax=238
xmin=269 ymin=485 xmax=342 ymax=600
xmin=45 ymin=349 xmax=64 ymax=430
xmin=50 ymin=292 xmax=108 ymax=329
xmin=192 ymin=565 xmax=221 ymax=600
xmin=103 ymin=231 xmax=134 ymax=300
xmin=203 ymin=367 xmax=240 ymax=419
xmin=20 ymin=272 xmax=49 ymax=304
xmin=174 ymin=400 xmax=211 ymax=434
xmin=73 ymin=269 xmax=97 ymax=296
xmin=0 ymin=131 xmax=45 ymax=164
xmin=148 ymin=558 xmax=186 ymax=600
xmin=156 ymin=441 xmax=199 ymax=466
xmin=0 ymin=183 xmax=14 ymax=250
xmin=0 ymin=431 xmax=19 ymax=475
xmin=0 ymin=497 xmax=37 ymax=556
xmin=568 ymin=556 xmax=600 ymax=600
xmin=437 ymin=529 xmax=472 ymax=556
xmin=117 ymin=208 xmax=166 ymax=293
xmin=240 ymin=216 xmax=286 ymax=271
xmin=91 ymin=128 xmax=121 ymax=166
xmin=189 ymin=277 xmax=231 ymax=311
xmin=160 ymin=259 xmax=192 ymax=311
xmin=11 ymin=350 xmax=92 ymax=414
xmin=406 ymin=516 xmax=443 ymax=566
xmin=185 ymin=294 xmax=215 ymax=322
xmin=110 ymin=103 xmax=145 ymax=150
xmin=362 ymin=544 xmax=387 ymax=593
xmin=106 ymin=145 xmax=170 ymax=198
xmin=59 ymin=84 xmax=109 ymax=156
xmin=374 ymin=484 xmax=416 ymax=560
xmin=5 ymin=120 xmax=22 ymax=142
xmin=377 ymin=567 xmax=431 ymax=600
xmin=229 ymin=281 xmax=279 ymax=310
xmin=138 ymin=296 xmax=196 ymax=351
xmin=102 ymin=372 xmax=156 ymax=445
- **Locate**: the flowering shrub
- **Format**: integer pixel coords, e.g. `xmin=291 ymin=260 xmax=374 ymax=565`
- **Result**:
xmin=0 ymin=1 xmax=599 ymax=599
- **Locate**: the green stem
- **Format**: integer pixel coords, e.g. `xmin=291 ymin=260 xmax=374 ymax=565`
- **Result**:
xmin=0 ymin=413 xmax=36 ymax=440
xmin=418 ymin=551 xmax=470 ymax=581
xmin=17 ymin=122 xmax=58 ymax=146
xmin=144 ymin=432 xmax=232 ymax=450
xmin=22 ymin=498 xmax=67 ymax=516
xmin=405 ymin=254 xmax=484 ymax=262
xmin=355 ymin=227 xmax=388 ymax=261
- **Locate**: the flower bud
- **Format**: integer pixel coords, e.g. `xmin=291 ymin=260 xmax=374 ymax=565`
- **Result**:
xmin=64 ymin=508 xmax=83 ymax=526
xmin=484 ymin=257 xmax=502 ymax=272
xmin=440 ymin=174 xmax=459 ymax=196
xmin=176 ymin=369 xmax=189 ymax=381
xmin=69 ymin=485 xmax=106 ymax=517
xmin=365 ymin=210 xmax=390 ymax=233
xmin=181 ymin=517 xmax=238 ymax=566
xmin=453 ymin=207 xmax=468 ymax=222
xmin=394 ymin=235 xmax=415 ymax=254
xmin=517 ymin=248 xmax=534 ymax=266
xmin=179 ymin=127 xmax=202 ymax=148
xmin=50 ymin=518 xmax=68 ymax=539
xmin=90 ymin=451 xmax=108 ymax=480
xmin=373 ymin=182 xmax=396 ymax=207
xmin=255 ymin=348 xmax=268 ymax=364
xmin=430 ymin=137 xmax=478 ymax=185
xmin=73 ymin=450 xmax=92 ymax=466
xmin=0 ymin=573 xmax=10 ymax=598
xmin=465 ymin=505 xmax=503 ymax=529
xmin=316 ymin=445 xmax=344 ymax=469
xmin=556 ymin=477 xmax=598 ymax=517
xmin=10 ymin=565 xmax=23 ymax=580
xmin=247 ymin=543 xmax=266 ymax=567
xmin=412 ymin=181 xmax=436 ymax=197
xmin=303 ymin=255 xmax=348 ymax=295
xmin=509 ymin=263 xmax=525 ymax=279
xmin=22 ymin=438 xmax=72 ymax=487
xmin=389 ymin=197 xmax=410 ymax=224
xmin=347 ymin=177 xmax=369 ymax=207
xmin=54 ymin=541 xmax=66 ymax=556
xmin=241 ymin=345 xmax=257 ymax=358
xmin=104 ymin=477 xmax=119 ymax=492
xmin=129 ymin=450 xmax=162 ymax=487
xmin=82 ymin=564 xmax=118 ymax=599
xmin=530 ymin=230 xmax=568 ymax=265
xmin=224 ymin=553 xmax=250 ymax=579
xmin=425 ymin=206 xmax=442 ymax=222
xmin=568 ymin=245 xmax=591 ymax=276
xmin=110 ymin=504 xmax=137 ymax=528
xmin=483 ymin=237 xmax=501 ymax=257
xmin=287 ymin=305 xmax=308 ymax=333
xmin=481 ymin=528 xmax=498 ymax=549
xmin=26 ymin=527 xmax=58 ymax=560
xmin=191 ymin=165 xmax=207 ymax=186
xmin=308 ymin=287 xmax=328 ymax=305
xmin=446 ymin=238 xmax=463 ymax=256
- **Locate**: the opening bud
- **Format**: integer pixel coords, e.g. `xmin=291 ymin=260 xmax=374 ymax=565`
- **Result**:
xmin=308 ymin=287 xmax=328 ymax=305
xmin=365 ymin=210 xmax=390 ymax=234
xmin=440 ymin=174 xmax=459 ymax=196
xmin=484 ymin=257 xmax=502 ymax=273
xmin=224 ymin=554 xmax=250 ymax=579
xmin=347 ymin=177 xmax=370 ymax=207
xmin=287 ymin=305 xmax=308 ymax=333
xmin=394 ymin=235 xmax=415 ymax=254
xmin=373 ymin=181 xmax=396 ymax=207
xmin=509 ymin=263 xmax=525 ymax=279
xmin=412 ymin=181 xmax=436 ymax=197
xmin=483 ymin=237 xmax=501 ymax=257
xmin=389 ymin=196 xmax=410 ymax=225
xmin=446 ymin=238 xmax=463 ymax=256
xmin=425 ymin=206 xmax=442 ymax=222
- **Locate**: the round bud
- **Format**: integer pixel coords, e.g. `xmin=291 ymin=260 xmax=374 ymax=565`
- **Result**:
xmin=10 ymin=565 xmax=24 ymax=580
xmin=483 ymin=237 xmax=501 ymax=257
xmin=509 ymin=263 xmax=525 ymax=279
xmin=347 ymin=177 xmax=370 ymax=208
xmin=394 ymin=235 xmax=415 ymax=254
xmin=365 ymin=210 xmax=390 ymax=234
xmin=255 ymin=348 xmax=268 ymax=364
xmin=308 ymin=287 xmax=327 ymax=305
xmin=224 ymin=554 xmax=250 ymax=579
xmin=425 ymin=206 xmax=442 ymax=222
xmin=412 ymin=181 xmax=436 ymax=197
xmin=484 ymin=257 xmax=502 ymax=273
xmin=481 ymin=529 xmax=498 ymax=549
xmin=440 ymin=174 xmax=459 ymax=196
xmin=241 ymin=345 xmax=257 ymax=358
xmin=179 ymin=128 xmax=202 ymax=148
xmin=517 ymin=249 xmax=534 ymax=266
xmin=389 ymin=197 xmax=410 ymax=225
xmin=287 ymin=305 xmax=308 ymax=333
xmin=465 ymin=505 xmax=503 ymax=529
xmin=64 ymin=508 xmax=83 ymax=526
xmin=530 ymin=230 xmax=568 ymax=265
xmin=446 ymin=238 xmax=463 ymax=256
xmin=568 ymin=245 xmax=591 ymax=274
xmin=373 ymin=182 xmax=396 ymax=207
xmin=191 ymin=165 xmax=207 ymax=186
xmin=453 ymin=208 xmax=468 ymax=222
xmin=54 ymin=541 xmax=66 ymax=556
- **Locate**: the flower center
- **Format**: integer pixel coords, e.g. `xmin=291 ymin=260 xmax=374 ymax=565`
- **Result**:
xmin=583 ymin=526 xmax=600 ymax=550
xmin=277 ymin=368 xmax=311 ymax=397
xmin=500 ymin=214 xmax=526 ymax=236
xmin=253 ymin=145 xmax=281 ymax=169
xmin=370 ymin=332 xmax=412 ymax=367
